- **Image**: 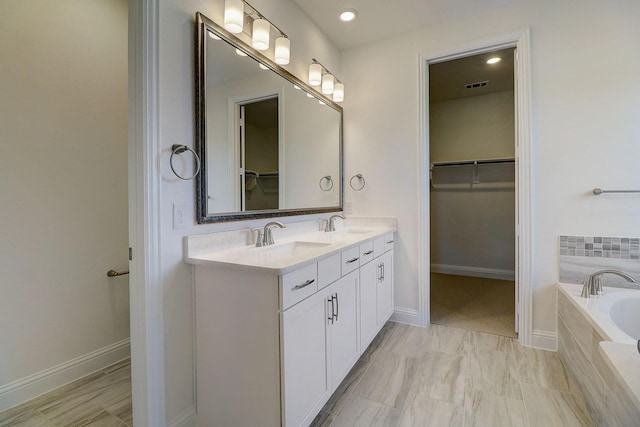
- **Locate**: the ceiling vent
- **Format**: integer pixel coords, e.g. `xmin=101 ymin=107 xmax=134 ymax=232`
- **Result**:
xmin=465 ymin=80 xmax=489 ymax=90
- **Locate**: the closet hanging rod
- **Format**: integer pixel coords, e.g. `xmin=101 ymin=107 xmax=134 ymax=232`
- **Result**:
xmin=431 ymin=157 xmax=515 ymax=168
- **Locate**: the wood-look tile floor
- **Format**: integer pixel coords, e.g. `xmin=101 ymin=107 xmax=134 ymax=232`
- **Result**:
xmin=311 ymin=322 xmax=594 ymax=427
xmin=0 ymin=359 xmax=132 ymax=427
xmin=2 ymin=325 xmax=593 ymax=427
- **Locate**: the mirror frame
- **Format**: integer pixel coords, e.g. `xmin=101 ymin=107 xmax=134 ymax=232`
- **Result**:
xmin=195 ymin=12 xmax=343 ymax=223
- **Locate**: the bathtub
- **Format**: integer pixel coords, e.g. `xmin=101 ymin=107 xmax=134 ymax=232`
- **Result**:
xmin=558 ymin=283 xmax=640 ymax=345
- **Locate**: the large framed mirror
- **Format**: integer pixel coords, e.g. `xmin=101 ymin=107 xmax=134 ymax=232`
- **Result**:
xmin=195 ymin=12 xmax=343 ymax=223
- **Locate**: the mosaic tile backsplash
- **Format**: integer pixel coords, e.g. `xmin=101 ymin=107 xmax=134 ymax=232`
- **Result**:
xmin=559 ymin=235 xmax=640 ymax=288
xmin=559 ymin=236 xmax=640 ymax=259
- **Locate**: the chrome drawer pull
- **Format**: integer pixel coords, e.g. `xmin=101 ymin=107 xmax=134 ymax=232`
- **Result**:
xmin=292 ymin=279 xmax=315 ymax=291
xmin=386 ymin=240 xmax=394 ymax=244
xmin=363 ymin=250 xmax=373 ymax=255
xmin=346 ymin=257 xmax=359 ymax=264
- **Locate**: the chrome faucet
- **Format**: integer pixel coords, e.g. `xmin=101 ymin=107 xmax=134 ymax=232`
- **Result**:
xmin=580 ymin=270 xmax=637 ymax=298
xmin=263 ymin=221 xmax=285 ymax=246
xmin=326 ymin=214 xmax=345 ymax=232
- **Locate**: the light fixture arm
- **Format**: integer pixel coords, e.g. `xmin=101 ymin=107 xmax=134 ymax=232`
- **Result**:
xmin=311 ymin=58 xmax=343 ymax=84
xmin=243 ymin=0 xmax=288 ymax=39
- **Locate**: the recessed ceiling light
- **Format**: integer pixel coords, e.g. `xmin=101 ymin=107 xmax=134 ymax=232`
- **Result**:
xmin=339 ymin=8 xmax=358 ymax=22
xmin=486 ymin=57 xmax=501 ymax=65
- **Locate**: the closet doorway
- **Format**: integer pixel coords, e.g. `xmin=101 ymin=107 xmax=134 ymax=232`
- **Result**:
xmin=429 ymin=48 xmax=517 ymax=338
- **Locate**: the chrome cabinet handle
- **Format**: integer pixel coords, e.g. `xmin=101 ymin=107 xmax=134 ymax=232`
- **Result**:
xmin=334 ymin=293 xmax=339 ymax=322
xmin=382 ymin=263 xmax=385 ymax=280
xmin=386 ymin=240 xmax=394 ymax=244
xmin=292 ymin=279 xmax=315 ymax=291
xmin=378 ymin=263 xmax=383 ymax=282
xmin=346 ymin=257 xmax=359 ymax=264
xmin=363 ymin=250 xmax=373 ymax=256
xmin=328 ymin=296 xmax=335 ymax=324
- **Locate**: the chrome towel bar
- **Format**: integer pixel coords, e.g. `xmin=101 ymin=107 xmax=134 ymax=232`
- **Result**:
xmin=593 ymin=188 xmax=640 ymax=195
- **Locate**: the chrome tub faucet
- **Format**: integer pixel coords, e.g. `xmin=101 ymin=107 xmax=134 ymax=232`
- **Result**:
xmin=580 ymin=270 xmax=637 ymax=298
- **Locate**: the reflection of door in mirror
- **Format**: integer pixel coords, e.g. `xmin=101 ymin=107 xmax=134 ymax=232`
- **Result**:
xmin=240 ymin=97 xmax=280 ymax=211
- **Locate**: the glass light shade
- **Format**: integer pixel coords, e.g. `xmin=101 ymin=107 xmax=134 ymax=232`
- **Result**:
xmin=307 ymin=93 xmax=315 ymax=98
xmin=252 ymin=19 xmax=270 ymax=51
xmin=235 ymin=48 xmax=247 ymax=57
xmin=207 ymin=30 xmax=221 ymax=40
xmin=259 ymin=63 xmax=269 ymax=70
xmin=333 ymin=83 xmax=344 ymax=102
xmin=322 ymin=73 xmax=335 ymax=95
xmin=309 ymin=63 xmax=322 ymax=86
xmin=224 ymin=0 xmax=244 ymax=34
xmin=274 ymin=37 xmax=290 ymax=65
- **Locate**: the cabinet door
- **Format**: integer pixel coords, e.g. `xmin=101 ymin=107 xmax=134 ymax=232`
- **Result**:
xmin=376 ymin=251 xmax=394 ymax=327
xmin=281 ymin=291 xmax=330 ymax=427
xmin=327 ymin=270 xmax=360 ymax=389
xmin=359 ymin=260 xmax=378 ymax=351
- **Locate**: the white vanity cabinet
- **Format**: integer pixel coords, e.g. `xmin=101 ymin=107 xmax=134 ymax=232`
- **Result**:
xmin=191 ymin=230 xmax=395 ymax=427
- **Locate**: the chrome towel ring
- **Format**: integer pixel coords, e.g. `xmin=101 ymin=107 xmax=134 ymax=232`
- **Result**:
xmin=170 ymin=144 xmax=201 ymax=180
xmin=319 ymin=175 xmax=334 ymax=191
xmin=350 ymin=174 xmax=365 ymax=191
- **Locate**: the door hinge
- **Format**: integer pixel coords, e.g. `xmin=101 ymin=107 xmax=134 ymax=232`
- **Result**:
xmin=129 ymin=247 xmax=133 ymax=261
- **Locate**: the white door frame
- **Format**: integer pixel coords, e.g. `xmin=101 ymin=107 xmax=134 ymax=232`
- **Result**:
xmin=129 ymin=0 xmax=166 ymax=425
xmin=417 ymin=28 xmax=533 ymax=345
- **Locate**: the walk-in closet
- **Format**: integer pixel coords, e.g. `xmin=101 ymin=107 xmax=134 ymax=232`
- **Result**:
xmin=429 ymin=48 xmax=517 ymax=337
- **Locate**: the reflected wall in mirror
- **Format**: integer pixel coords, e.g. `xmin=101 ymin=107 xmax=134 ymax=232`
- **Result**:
xmin=196 ymin=12 xmax=343 ymax=223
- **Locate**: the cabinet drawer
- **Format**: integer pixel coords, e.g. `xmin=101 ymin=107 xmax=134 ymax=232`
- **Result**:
xmin=341 ymin=246 xmax=360 ymax=275
xmin=360 ymin=241 xmax=375 ymax=265
xmin=281 ymin=263 xmax=318 ymax=310
xmin=318 ymin=253 xmax=341 ymax=290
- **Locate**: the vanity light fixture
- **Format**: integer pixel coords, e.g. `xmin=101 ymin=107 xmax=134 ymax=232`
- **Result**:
xmin=309 ymin=63 xmax=322 ymax=86
xmin=486 ymin=57 xmax=501 ymax=64
xmin=309 ymin=58 xmax=345 ymax=102
xmin=224 ymin=0 xmax=245 ymax=33
xmin=274 ymin=36 xmax=290 ymax=65
xmin=252 ymin=18 xmax=270 ymax=51
xmin=333 ymin=82 xmax=345 ymax=102
xmin=322 ymin=73 xmax=335 ymax=95
xmin=224 ymin=0 xmax=291 ymax=64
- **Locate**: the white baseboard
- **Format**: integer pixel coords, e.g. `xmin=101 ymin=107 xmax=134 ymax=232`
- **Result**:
xmin=390 ymin=307 xmax=420 ymax=325
xmin=0 ymin=338 xmax=130 ymax=412
xmin=169 ymin=406 xmax=196 ymax=427
xmin=531 ymin=329 xmax=557 ymax=351
xmin=431 ymin=264 xmax=515 ymax=281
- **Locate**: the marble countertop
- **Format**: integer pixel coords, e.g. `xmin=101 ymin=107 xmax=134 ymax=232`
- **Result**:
xmin=184 ymin=217 xmax=396 ymax=274
xmin=599 ymin=341 xmax=640 ymax=412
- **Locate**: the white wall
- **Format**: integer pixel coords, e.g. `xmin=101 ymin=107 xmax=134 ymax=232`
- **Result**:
xmin=0 ymin=0 xmax=129 ymax=409
xmin=430 ymin=91 xmax=515 ymax=277
xmin=341 ymin=0 xmax=640 ymax=339
xmin=158 ymin=0 xmax=340 ymax=422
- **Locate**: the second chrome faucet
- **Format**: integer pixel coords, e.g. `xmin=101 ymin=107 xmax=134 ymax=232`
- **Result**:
xmin=261 ymin=221 xmax=285 ymax=246
xmin=325 ymin=214 xmax=345 ymax=232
